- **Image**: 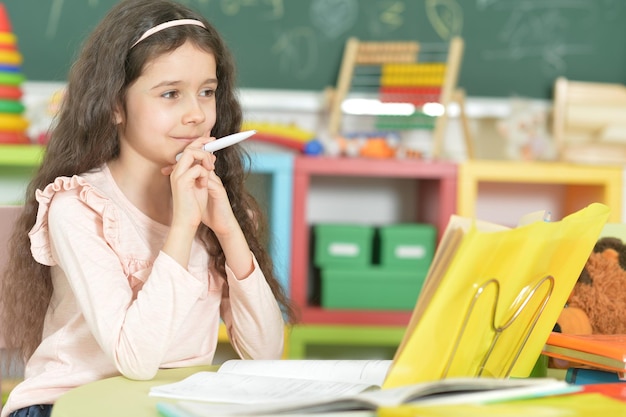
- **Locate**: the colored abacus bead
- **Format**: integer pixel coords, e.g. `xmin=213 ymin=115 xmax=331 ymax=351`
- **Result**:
xmin=0 ymin=113 xmax=29 ymax=131
xmin=0 ymin=99 xmax=24 ymax=113
xmin=0 ymin=85 xmax=22 ymax=100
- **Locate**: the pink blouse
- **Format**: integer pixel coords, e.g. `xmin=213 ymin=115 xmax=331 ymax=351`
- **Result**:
xmin=2 ymin=165 xmax=285 ymax=416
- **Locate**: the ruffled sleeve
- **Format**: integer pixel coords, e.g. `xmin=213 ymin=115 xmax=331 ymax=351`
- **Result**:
xmin=28 ymin=175 xmax=119 ymax=266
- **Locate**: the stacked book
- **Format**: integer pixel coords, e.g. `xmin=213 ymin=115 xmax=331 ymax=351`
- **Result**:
xmin=543 ymin=332 xmax=626 ymax=376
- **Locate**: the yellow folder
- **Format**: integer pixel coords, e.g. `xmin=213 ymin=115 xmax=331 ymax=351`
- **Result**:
xmin=384 ymin=203 xmax=610 ymax=388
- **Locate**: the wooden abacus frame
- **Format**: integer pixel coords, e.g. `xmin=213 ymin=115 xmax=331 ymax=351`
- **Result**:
xmin=328 ymin=36 xmax=472 ymax=159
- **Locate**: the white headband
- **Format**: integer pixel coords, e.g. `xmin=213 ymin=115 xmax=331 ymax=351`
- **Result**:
xmin=131 ymin=19 xmax=206 ymax=48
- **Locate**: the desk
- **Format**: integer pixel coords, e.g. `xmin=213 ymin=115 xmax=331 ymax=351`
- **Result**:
xmin=51 ymin=366 xmax=216 ymax=417
xmin=47 ymin=364 xmax=594 ymax=417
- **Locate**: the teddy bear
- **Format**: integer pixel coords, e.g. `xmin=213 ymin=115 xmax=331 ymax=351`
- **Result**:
xmin=549 ymin=236 xmax=626 ymax=369
xmin=555 ymin=236 xmax=626 ymax=336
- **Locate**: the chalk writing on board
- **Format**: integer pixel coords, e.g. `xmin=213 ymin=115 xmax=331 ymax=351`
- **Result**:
xmin=47 ymin=0 xmax=104 ymax=38
xmin=44 ymin=0 xmax=288 ymax=40
xmin=426 ymin=0 xmax=463 ymax=40
xmin=271 ymin=27 xmax=318 ymax=79
xmin=480 ymin=2 xmax=594 ymax=75
xmin=218 ymin=0 xmax=285 ymax=19
xmin=379 ymin=2 xmax=404 ymax=29
xmin=366 ymin=1 xmax=405 ymax=36
xmin=475 ymin=0 xmax=499 ymax=11
xmin=310 ymin=0 xmax=358 ymax=39
xmin=46 ymin=0 xmax=63 ymax=39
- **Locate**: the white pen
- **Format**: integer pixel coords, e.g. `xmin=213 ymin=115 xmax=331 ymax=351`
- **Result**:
xmin=175 ymin=130 xmax=256 ymax=161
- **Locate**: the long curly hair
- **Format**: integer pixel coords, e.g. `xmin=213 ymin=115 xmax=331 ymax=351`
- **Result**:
xmin=0 ymin=0 xmax=296 ymax=362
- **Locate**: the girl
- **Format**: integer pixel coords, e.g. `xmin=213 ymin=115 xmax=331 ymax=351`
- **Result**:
xmin=0 ymin=1 xmax=296 ymax=416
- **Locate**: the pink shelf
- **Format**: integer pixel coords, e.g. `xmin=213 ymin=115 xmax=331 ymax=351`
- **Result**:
xmin=299 ymin=307 xmax=413 ymax=326
xmin=291 ymin=156 xmax=457 ymax=326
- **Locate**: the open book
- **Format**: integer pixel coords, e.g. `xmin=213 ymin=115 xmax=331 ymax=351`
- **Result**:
xmin=151 ymin=359 xmax=578 ymax=417
xmin=151 ymin=359 xmax=392 ymax=404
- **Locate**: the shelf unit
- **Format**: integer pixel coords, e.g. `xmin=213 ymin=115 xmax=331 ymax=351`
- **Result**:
xmin=291 ymin=156 xmax=457 ymax=326
xmin=245 ymin=152 xmax=294 ymax=292
xmin=457 ymin=160 xmax=623 ymax=224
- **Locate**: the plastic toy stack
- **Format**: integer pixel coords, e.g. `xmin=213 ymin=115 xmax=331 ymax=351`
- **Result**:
xmin=0 ymin=3 xmax=28 ymax=144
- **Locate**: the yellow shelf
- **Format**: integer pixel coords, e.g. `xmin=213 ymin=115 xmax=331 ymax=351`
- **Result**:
xmin=458 ymin=160 xmax=623 ymax=223
xmin=0 ymin=144 xmax=45 ymax=167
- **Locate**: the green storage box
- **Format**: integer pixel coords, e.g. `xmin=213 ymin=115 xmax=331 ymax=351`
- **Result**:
xmin=314 ymin=224 xmax=374 ymax=267
xmin=321 ymin=266 xmax=427 ymax=310
xmin=379 ymin=223 xmax=436 ymax=269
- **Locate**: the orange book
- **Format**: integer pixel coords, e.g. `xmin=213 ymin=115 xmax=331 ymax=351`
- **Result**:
xmin=543 ymin=332 xmax=626 ymax=373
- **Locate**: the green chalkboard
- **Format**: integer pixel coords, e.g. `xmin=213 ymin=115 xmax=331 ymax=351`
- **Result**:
xmin=5 ymin=0 xmax=626 ymax=98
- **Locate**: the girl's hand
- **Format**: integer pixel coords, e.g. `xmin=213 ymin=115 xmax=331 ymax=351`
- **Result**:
xmin=165 ymin=137 xmax=216 ymax=230
xmin=201 ymin=169 xmax=240 ymax=237
xmin=200 ymin=160 xmax=255 ymax=279
xmin=202 ymin=162 xmax=255 ymax=280
xmin=163 ymin=137 xmax=239 ymax=236
xmin=163 ymin=137 xmax=252 ymax=276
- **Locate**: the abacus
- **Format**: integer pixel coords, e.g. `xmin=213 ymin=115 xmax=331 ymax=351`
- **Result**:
xmin=0 ymin=4 xmax=28 ymax=144
xmin=328 ymin=36 xmax=472 ymax=159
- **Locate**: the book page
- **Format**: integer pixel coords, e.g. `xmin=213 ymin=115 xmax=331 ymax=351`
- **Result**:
xmin=218 ymin=359 xmax=392 ymax=386
xmin=149 ymin=371 xmax=377 ymax=404
xmin=160 ymin=395 xmax=379 ymax=417
xmin=517 ymin=209 xmax=551 ymax=226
